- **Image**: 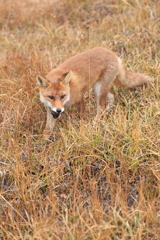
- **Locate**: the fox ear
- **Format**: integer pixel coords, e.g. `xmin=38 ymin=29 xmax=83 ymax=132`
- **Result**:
xmin=36 ymin=75 xmax=49 ymax=88
xmin=62 ymin=71 xmax=72 ymax=86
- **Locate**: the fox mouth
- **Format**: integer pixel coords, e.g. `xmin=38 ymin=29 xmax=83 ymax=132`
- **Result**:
xmin=51 ymin=110 xmax=61 ymax=119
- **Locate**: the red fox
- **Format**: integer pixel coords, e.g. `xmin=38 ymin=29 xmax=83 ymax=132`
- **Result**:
xmin=36 ymin=47 xmax=153 ymax=138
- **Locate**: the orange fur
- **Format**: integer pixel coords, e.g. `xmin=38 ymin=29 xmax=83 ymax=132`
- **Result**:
xmin=36 ymin=47 xmax=153 ymax=138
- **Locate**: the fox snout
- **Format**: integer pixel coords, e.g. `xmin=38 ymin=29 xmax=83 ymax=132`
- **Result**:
xmin=51 ymin=108 xmax=64 ymax=119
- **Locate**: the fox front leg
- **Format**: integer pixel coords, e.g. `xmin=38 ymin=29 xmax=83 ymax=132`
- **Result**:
xmin=78 ymin=97 xmax=85 ymax=113
xmin=75 ymin=97 xmax=86 ymax=119
xmin=43 ymin=107 xmax=56 ymax=139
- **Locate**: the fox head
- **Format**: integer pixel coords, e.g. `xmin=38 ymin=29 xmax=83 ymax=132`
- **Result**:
xmin=36 ymin=71 xmax=71 ymax=119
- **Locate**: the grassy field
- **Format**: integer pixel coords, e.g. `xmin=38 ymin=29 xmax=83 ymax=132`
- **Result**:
xmin=0 ymin=0 xmax=160 ymax=239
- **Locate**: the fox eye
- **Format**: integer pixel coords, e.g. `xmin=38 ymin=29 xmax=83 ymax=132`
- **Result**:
xmin=48 ymin=96 xmax=55 ymax=100
xmin=61 ymin=95 xmax=66 ymax=99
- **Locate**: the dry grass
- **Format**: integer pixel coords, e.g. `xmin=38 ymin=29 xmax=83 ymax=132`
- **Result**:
xmin=0 ymin=0 xmax=160 ymax=239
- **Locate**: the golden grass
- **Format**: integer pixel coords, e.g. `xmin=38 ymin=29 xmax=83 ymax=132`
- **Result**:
xmin=0 ymin=0 xmax=160 ymax=239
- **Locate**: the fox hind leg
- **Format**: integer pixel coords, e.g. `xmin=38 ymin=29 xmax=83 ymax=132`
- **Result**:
xmin=93 ymin=82 xmax=108 ymax=121
xmin=106 ymin=90 xmax=115 ymax=111
xmin=93 ymin=83 xmax=115 ymax=122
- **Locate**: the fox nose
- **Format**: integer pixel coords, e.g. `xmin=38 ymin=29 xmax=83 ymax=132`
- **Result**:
xmin=56 ymin=109 xmax=62 ymax=113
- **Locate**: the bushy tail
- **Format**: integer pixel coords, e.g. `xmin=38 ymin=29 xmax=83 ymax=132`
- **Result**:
xmin=114 ymin=58 xmax=154 ymax=89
